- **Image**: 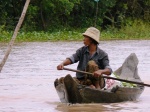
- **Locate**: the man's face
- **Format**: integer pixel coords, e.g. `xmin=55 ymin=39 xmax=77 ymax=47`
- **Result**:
xmin=83 ymin=36 xmax=92 ymax=46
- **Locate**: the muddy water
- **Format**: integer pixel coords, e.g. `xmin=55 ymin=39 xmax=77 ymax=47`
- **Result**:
xmin=0 ymin=40 xmax=150 ymax=112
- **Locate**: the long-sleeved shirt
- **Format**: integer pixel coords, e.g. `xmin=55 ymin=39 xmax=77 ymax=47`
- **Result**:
xmin=67 ymin=46 xmax=112 ymax=78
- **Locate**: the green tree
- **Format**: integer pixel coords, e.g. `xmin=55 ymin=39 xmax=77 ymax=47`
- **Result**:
xmin=0 ymin=0 xmax=149 ymax=31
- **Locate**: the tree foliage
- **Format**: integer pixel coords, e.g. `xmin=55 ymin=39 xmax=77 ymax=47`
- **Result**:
xmin=0 ymin=0 xmax=149 ymax=31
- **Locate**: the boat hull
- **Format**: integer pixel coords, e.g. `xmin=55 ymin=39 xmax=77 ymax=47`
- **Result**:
xmin=54 ymin=74 xmax=144 ymax=103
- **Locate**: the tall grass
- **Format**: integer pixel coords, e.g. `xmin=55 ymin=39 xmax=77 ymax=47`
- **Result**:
xmin=16 ymin=30 xmax=83 ymax=42
xmin=0 ymin=20 xmax=149 ymax=42
xmin=101 ymin=19 xmax=150 ymax=40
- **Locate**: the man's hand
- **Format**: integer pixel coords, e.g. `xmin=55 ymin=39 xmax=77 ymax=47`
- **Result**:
xmin=94 ymin=68 xmax=111 ymax=77
xmin=94 ymin=70 xmax=103 ymax=78
xmin=57 ymin=59 xmax=72 ymax=70
xmin=57 ymin=63 xmax=64 ymax=70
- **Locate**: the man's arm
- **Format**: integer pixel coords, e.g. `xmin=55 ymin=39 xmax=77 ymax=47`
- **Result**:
xmin=57 ymin=58 xmax=72 ymax=70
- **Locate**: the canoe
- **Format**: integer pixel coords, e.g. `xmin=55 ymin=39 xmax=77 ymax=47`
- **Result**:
xmin=54 ymin=74 xmax=144 ymax=103
xmin=54 ymin=53 xmax=145 ymax=103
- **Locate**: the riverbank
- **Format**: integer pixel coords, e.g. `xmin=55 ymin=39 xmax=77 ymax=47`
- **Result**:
xmin=0 ymin=21 xmax=150 ymax=42
xmin=0 ymin=30 xmax=149 ymax=43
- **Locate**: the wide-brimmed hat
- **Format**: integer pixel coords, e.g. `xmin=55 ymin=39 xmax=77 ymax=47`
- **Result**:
xmin=83 ymin=27 xmax=100 ymax=43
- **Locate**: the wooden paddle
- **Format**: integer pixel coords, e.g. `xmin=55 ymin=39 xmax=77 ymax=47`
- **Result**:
xmin=63 ymin=67 xmax=150 ymax=87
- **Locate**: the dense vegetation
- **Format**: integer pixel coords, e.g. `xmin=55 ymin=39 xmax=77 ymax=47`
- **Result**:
xmin=0 ymin=0 xmax=150 ymax=42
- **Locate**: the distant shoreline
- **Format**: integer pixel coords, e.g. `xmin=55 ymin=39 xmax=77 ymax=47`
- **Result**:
xmin=0 ymin=29 xmax=149 ymax=43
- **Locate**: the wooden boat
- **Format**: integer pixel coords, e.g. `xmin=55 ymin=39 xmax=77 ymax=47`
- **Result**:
xmin=54 ymin=74 xmax=144 ymax=103
xmin=54 ymin=53 xmax=146 ymax=103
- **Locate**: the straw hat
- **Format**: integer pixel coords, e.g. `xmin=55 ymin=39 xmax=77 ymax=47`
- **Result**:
xmin=83 ymin=27 xmax=100 ymax=43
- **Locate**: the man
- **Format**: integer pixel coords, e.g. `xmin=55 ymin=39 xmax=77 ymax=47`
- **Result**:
xmin=57 ymin=27 xmax=112 ymax=89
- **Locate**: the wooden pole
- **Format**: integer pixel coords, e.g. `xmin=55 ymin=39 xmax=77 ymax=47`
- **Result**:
xmin=63 ymin=67 xmax=150 ymax=87
xmin=0 ymin=0 xmax=31 ymax=72
xmin=94 ymin=1 xmax=99 ymax=27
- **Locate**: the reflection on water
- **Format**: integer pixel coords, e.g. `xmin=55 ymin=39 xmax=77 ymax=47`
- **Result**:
xmin=0 ymin=40 xmax=150 ymax=112
xmin=55 ymin=99 xmax=150 ymax=112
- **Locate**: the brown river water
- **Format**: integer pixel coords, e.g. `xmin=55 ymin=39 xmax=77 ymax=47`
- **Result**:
xmin=0 ymin=40 xmax=150 ymax=112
